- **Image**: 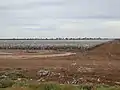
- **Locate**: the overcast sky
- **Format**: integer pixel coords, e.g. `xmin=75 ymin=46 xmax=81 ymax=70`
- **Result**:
xmin=0 ymin=0 xmax=120 ymax=38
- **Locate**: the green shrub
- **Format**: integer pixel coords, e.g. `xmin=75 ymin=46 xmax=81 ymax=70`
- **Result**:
xmin=37 ymin=83 xmax=61 ymax=90
xmin=0 ymin=79 xmax=14 ymax=88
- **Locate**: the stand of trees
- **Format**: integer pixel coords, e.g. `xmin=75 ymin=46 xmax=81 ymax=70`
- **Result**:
xmin=0 ymin=37 xmax=111 ymax=40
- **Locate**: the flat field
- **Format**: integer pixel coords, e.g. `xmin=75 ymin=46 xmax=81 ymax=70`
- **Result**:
xmin=0 ymin=40 xmax=120 ymax=85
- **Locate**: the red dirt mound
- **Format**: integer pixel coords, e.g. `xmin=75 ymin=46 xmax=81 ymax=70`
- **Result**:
xmin=85 ymin=40 xmax=120 ymax=61
xmin=88 ymin=40 xmax=120 ymax=55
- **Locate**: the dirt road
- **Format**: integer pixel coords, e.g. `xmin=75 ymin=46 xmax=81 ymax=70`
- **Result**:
xmin=0 ymin=52 xmax=76 ymax=59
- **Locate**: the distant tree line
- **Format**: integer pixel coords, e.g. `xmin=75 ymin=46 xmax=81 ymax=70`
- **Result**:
xmin=0 ymin=37 xmax=112 ymax=40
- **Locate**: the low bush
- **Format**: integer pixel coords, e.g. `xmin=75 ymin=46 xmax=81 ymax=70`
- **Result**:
xmin=0 ymin=79 xmax=14 ymax=88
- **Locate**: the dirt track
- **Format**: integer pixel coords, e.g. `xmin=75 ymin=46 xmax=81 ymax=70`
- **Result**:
xmin=0 ymin=52 xmax=76 ymax=59
xmin=0 ymin=40 xmax=120 ymax=85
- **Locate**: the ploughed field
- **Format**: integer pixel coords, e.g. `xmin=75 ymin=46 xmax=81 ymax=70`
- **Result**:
xmin=0 ymin=40 xmax=120 ymax=85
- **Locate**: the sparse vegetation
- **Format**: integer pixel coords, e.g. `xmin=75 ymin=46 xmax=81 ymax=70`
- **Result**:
xmin=0 ymin=82 xmax=120 ymax=90
xmin=0 ymin=69 xmax=119 ymax=90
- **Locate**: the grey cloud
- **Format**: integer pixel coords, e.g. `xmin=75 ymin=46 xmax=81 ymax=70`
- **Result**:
xmin=0 ymin=0 xmax=64 ymax=11
xmin=1 ymin=0 xmax=120 ymax=18
xmin=0 ymin=0 xmax=120 ymax=38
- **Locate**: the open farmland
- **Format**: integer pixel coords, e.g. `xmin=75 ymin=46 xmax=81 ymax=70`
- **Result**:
xmin=0 ymin=40 xmax=120 ymax=86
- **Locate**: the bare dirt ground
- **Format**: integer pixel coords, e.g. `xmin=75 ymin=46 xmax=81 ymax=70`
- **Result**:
xmin=0 ymin=40 xmax=120 ymax=85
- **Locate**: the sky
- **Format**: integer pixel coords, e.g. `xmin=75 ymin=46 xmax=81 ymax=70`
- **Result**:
xmin=0 ymin=0 xmax=120 ymax=38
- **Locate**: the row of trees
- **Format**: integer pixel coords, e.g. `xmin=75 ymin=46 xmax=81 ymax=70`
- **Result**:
xmin=0 ymin=37 xmax=110 ymax=40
